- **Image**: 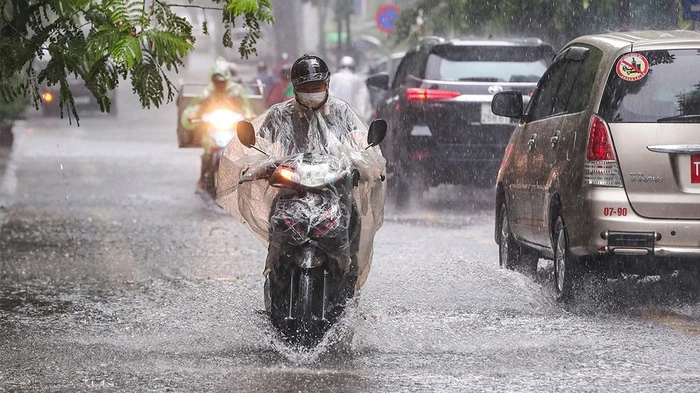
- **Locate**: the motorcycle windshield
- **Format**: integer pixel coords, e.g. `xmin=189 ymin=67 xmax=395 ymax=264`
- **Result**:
xmin=273 ymin=154 xmax=346 ymax=188
xmin=217 ymin=96 xmax=387 ymax=289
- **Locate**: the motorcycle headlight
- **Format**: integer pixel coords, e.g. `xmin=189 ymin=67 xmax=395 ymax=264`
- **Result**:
xmin=204 ymin=109 xmax=243 ymax=130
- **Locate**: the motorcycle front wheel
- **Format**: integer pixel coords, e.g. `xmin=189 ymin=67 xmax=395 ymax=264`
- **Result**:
xmin=269 ymin=266 xmax=326 ymax=348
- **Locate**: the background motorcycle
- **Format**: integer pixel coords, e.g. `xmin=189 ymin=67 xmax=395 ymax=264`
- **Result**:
xmin=191 ymin=109 xmax=244 ymax=198
xmin=237 ymin=120 xmax=386 ymax=347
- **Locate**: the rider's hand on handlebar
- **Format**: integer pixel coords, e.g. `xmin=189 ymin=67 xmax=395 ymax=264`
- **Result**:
xmin=239 ymin=159 xmax=280 ymax=183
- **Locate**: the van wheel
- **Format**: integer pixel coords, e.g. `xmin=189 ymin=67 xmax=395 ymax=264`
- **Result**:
xmin=553 ymin=215 xmax=579 ymax=302
xmin=499 ymin=203 xmax=537 ymax=275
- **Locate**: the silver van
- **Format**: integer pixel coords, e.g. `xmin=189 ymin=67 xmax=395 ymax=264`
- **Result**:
xmin=492 ymin=30 xmax=700 ymax=302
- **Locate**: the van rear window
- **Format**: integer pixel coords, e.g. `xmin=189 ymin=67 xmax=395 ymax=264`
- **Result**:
xmin=600 ymin=49 xmax=700 ymax=123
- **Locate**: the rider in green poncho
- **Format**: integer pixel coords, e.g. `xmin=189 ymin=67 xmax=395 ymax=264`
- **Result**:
xmin=181 ymin=57 xmax=255 ymax=192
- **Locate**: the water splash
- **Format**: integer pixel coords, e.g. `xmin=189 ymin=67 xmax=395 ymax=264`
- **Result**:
xmin=267 ymin=305 xmax=360 ymax=365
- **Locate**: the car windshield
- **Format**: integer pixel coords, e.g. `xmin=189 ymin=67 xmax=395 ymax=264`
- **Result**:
xmin=600 ymin=49 xmax=700 ymax=123
xmin=425 ymin=46 xmax=550 ymax=82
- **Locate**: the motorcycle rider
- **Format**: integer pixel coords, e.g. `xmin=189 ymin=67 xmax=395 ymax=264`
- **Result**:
xmin=329 ymin=55 xmax=372 ymax=121
xmin=253 ymin=60 xmax=279 ymax=97
xmin=264 ymin=62 xmax=293 ymax=108
xmin=181 ymin=57 xmax=255 ymax=193
xmin=216 ymin=54 xmax=386 ymax=294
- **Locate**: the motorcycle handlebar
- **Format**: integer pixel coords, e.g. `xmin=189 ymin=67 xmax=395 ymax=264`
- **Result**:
xmin=238 ymin=158 xmax=384 ymax=185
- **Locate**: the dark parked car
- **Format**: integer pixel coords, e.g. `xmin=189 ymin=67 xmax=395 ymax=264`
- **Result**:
xmin=366 ymin=36 xmax=554 ymax=206
xmin=36 ymin=51 xmax=117 ymax=117
xmin=367 ymin=52 xmax=405 ymax=107
xmin=39 ymin=75 xmax=117 ymax=117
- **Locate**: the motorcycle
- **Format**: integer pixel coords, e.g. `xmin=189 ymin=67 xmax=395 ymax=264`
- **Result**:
xmin=236 ymin=119 xmax=387 ymax=347
xmin=191 ymin=108 xmax=245 ymax=199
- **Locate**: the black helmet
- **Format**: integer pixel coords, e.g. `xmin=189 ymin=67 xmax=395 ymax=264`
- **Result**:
xmin=291 ymin=54 xmax=330 ymax=87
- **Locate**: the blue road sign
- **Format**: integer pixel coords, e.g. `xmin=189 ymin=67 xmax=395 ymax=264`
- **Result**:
xmin=376 ymin=4 xmax=400 ymax=33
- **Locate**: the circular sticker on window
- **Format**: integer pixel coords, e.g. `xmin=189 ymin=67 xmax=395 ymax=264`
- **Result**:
xmin=616 ymin=53 xmax=649 ymax=82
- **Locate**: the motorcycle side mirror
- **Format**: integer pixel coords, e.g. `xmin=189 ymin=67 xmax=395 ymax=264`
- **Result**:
xmin=237 ymin=120 xmax=256 ymax=148
xmin=236 ymin=120 xmax=269 ymax=156
xmin=366 ymin=119 xmax=387 ymax=148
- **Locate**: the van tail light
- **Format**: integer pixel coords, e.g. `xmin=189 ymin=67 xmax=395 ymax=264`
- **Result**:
xmin=406 ymin=88 xmax=461 ymax=101
xmin=413 ymin=149 xmax=429 ymax=160
xmin=584 ymin=114 xmax=622 ymax=187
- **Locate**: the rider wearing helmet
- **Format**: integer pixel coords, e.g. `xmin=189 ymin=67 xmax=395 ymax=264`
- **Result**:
xmin=329 ymin=55 xmax=372 ymax=121
xmin=339 ymin=55 xmax=356 ymax=71
xmin=330 ymin=56 xmax=372 ymax=120
xmin=256 ymin=54 xmax=368 ymax=152
xmin=181 ymin=57 xmax=255 ymax=192
xmin=224 ymin=54 xmax=386 ymax=293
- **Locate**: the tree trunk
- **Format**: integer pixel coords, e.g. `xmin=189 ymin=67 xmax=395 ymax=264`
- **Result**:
xmin=345 ymin=14 xmax=351 ymax=53
xmin=337 ymin=16 xmax=342 ymax=56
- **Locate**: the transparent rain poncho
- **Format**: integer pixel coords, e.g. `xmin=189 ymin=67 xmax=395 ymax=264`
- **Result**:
xmin=216 ymin=96 xmax=387 ymax=289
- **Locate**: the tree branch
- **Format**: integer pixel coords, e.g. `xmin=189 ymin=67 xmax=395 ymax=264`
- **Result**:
xmin=153 ymin=0 xmax=223 ymax=11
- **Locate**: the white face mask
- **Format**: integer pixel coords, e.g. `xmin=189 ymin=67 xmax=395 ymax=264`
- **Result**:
xmin=296 ymin=91 xmax=327 ymax=109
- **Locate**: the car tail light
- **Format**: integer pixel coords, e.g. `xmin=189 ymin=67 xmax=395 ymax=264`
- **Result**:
xmin=584 ymin=114 xmax=622 ymax=187
xmin=413 ymin=149 xmax=429 ymax=160
xmin=406 ymin=88 xmax=461 ymax=101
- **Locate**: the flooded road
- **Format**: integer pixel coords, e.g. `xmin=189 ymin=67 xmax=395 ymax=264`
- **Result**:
xmin=1 ymin=81 xmax=700 ymax=392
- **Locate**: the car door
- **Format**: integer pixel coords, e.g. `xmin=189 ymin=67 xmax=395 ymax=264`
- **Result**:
xmin=515 ymin=52 xmax=569 ymax=245
xmin=529 ymin=46 xmax=599 ymax=246
xmin=376 ymin=51 xmax=421 ymax=172
xmin=547 ymin=46 xmax=604 ymax=243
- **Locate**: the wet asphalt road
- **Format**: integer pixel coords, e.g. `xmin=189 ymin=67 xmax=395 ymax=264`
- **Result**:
xmin=1 ymin=81 xmax=700 ymax=392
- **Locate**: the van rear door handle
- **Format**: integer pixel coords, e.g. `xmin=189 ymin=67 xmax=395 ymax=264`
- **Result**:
xmin=550 ymin=130 xmax=561 ymax=147
xmin=527 ymin=133 xmax=537 ymax=151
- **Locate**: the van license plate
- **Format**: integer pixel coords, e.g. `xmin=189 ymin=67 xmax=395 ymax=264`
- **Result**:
xmin=692 ymin=155 xmax=700 ymax=183
xmin=480 ymin=103 xmax=512 ymax=125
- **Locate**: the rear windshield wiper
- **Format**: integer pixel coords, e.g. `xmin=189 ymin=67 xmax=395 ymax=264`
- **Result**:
xmin=657 ymin=114 xmax=700 ymax=123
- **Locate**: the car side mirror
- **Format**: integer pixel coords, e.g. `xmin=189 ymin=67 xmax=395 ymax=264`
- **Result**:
xmin=367 ymin=119 xmax=387 ymax=148
xmin=237 ymin=120 xmax=256 ymax=148
xmin=491 ymin=91 xmax=524 ymax=119
xmin=366 ymin=73 xmax=390 ymax=91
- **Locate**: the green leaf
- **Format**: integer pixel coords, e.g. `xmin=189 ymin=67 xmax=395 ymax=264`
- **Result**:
xmin=131 ymin=52 xmax=164 ymax=108
xmin=228 ymin=0 xmax=259 ymax=14
xmin=105 ymin=0 xmax=145 ymax=26
xmin=87 ymin=27 xmax=121 ymax=55
xmin=142 ymin=29 xmax=193 ymax=62
xmin=111 ymin=35 xmax=142 ymax=69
